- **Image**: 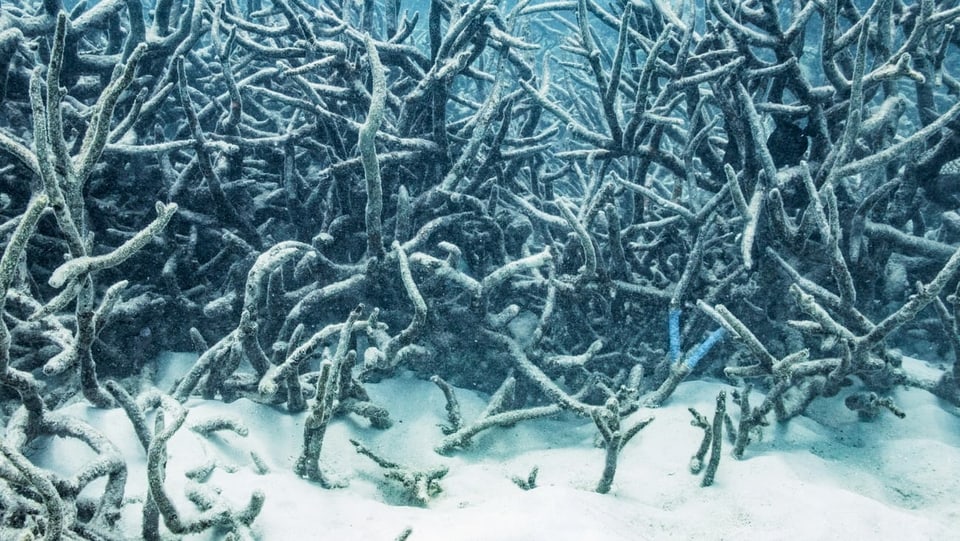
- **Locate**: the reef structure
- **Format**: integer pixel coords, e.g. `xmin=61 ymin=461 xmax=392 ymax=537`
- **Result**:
xmin=2 ymin=0 xmax=960 ymax=537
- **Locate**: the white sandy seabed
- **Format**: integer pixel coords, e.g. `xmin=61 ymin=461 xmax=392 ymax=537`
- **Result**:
xmin=31 ymin=352 xmax=960 ymax=541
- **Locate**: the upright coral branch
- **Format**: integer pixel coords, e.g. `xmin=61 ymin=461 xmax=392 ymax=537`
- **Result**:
xmin=296 ymin=306 xmax=363 ymax=485
xmin=0 ymin=195 xmax=49 ymax=420
xmin=361 ymin=34 xmax=387 ymax=258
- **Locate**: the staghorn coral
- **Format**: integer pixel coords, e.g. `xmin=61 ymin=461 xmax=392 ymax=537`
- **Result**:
xmin=1 ymin=0 xmax=960 ymax=536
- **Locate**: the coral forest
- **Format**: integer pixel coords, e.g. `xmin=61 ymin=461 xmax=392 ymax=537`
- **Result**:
xmin=2 ymin=0 xmax=960 ymax=538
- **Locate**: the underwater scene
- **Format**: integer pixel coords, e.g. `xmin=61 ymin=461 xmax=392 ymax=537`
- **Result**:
xmin=2 ymin=0 xmax=960 ymax=538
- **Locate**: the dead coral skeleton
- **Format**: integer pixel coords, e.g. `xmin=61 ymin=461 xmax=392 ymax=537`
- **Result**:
xmin=2 ymin=0 xmax=960 ymax=536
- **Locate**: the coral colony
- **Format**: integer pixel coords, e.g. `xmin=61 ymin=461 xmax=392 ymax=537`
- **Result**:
xmin=1 ymin=0 xmax=960 ymax=538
